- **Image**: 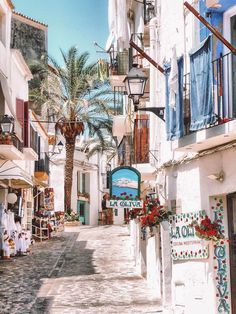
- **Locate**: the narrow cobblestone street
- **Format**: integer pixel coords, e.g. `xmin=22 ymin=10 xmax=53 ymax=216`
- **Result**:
xmin=0 ymin=225 xmax=162 ymax=314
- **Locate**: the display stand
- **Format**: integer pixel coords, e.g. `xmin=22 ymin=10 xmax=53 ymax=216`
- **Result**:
xmin=32 ymin=218 xmax=49 ymax=242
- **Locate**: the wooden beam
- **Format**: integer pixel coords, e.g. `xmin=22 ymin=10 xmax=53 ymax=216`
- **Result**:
xmin=129 ymin=38 xmax=165 ymax=74
xmin=184 ymin=1 xmax=236 ymax=55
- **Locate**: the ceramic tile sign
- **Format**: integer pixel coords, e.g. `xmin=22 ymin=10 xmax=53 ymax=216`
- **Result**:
xmin=169 ymin=210 xmax=209 ymax=260
xmin=108 ymin=166 xmax=141 ymax=209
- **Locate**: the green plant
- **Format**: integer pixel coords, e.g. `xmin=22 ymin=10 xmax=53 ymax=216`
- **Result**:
xmin=65 ymin=211 xmax=80 ymax=222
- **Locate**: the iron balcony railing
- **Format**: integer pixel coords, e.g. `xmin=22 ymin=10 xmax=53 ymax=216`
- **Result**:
xmin=113 ymin=86 xmax=126 ymax=115
xmin=35 ymin=153 xmax=50 ymax=175
xmin=12 ymin=134 xmax=23 ymax=152
xmin=183 ymin=52 xmax=236 ymax=135
xmin=29 ymin=125 xmax=38 ymax=152
xmin=109 ymin=34 xmax=144 ymax=76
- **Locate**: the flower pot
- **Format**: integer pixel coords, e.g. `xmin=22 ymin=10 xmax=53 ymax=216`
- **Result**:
xmin=161 ymin=220 xmax=169 ymax=231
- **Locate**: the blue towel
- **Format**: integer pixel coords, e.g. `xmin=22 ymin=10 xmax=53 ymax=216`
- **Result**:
xmin=189 ymin=35 xmax=216 ymax=130
xmin=165 ymin=56 xmax=184 ymax=141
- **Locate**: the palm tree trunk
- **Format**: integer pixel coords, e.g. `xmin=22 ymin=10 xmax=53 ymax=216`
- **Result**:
xmin=64 ymin=139 xmax=75 ymax=212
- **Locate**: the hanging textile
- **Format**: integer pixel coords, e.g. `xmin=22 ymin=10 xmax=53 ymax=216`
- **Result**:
xmin=165 ymin=56 xmax=184 ymax=141
xmin=98 ymin=59 xmax=109 ymax=82
xmin=117 ymin=0 xmax=129 ymax=50
xmin=106 ymin=0 xmax=117 ymax=51
xmin=106 ymin=0 xmax=129 ymax=51
xmin=189 ymin=35 xmax=216 ymax=130
xmin=169 ymin=46 xmax=179 ymax=109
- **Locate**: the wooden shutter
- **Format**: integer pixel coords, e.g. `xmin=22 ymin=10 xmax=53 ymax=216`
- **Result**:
xmin=16 ymin=98 xmax=24 ymax=127
xmin=134 ymin=114 xmax=150 ymax=164
xmin=24 ymin=101 xmax=29 ymax=147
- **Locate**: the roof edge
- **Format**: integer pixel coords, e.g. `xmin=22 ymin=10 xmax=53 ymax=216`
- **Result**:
xmin=13 ymin=11 xmax=48 ymax=27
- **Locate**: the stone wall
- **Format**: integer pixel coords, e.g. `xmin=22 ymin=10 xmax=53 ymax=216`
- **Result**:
xmin=11 ymin=17 xmax=47 ymax=62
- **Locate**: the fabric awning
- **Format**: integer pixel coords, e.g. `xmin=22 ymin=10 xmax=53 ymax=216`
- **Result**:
xmin=0 ymin=161 xmax=33 ymax=189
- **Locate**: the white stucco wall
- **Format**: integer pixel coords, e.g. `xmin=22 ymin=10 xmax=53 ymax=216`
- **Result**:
xmin=50 ymin=152 xmax=100 ymax=226
xmin=0 ymin=0 xmax=11 ymax=77
xmin=50 ymin=161 xmax=64 ymax=212
xmin=163 ymin=147 xmax=235 ymax=313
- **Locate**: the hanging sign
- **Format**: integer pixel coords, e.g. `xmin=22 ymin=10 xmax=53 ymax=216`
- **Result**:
xmin=169 ymin=210 xmax=209 ymax=260
xmin=107 ymin=199 xmax=143 ymax=209
xmin=44 ymin=188 xmax=54 ymax=211
xmin=108 ymin=166 xmax=141 ymax=209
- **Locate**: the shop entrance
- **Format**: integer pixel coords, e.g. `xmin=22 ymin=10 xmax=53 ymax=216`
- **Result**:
xmin=227 ymin=193 xmax=236 ymax=313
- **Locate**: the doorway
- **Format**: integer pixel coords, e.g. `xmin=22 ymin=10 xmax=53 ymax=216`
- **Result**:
xmin=227 ymin=193 xmax=236 ymax=313
xmin=77 ymin=201 xmax=85 ymax=225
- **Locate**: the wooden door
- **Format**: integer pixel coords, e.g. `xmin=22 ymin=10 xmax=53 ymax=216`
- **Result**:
xmin=227 ymin=193 xmax=236 ymax=313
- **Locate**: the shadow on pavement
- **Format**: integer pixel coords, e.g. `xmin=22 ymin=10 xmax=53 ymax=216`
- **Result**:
xmin=0 ymin=231 xmax=96 ymax=314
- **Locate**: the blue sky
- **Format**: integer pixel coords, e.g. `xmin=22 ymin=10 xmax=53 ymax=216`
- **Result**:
xmin=13 ymin=0 xmax=109 ymax=64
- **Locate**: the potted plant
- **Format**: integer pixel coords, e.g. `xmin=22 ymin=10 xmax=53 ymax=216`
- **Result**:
xmin=64 ymin=210 xmax=80 ymax=226
xmin=140 ymin=199 xmax=172 ymax=237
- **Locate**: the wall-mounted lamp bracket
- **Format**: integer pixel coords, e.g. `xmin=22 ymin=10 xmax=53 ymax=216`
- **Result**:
xmin=135 ymin=106 xmax=165 ymax=121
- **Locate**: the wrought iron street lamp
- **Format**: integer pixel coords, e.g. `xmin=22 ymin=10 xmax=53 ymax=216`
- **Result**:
xmin=124 ymin=64 xmax=165 ymax=121
xmin=48 ymin=140 xmax=64 ymax=157
xmin=0 ymin=115 xmax=14 ymax=133
xmin=57 ymin=140 xmax=64 ymax=153
xmin=123 ymin=64 xmax=148 ymax=108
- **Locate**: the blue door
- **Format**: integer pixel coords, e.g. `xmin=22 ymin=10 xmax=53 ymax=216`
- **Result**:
xmin=77 ymin=201 xmax=85 ymax=224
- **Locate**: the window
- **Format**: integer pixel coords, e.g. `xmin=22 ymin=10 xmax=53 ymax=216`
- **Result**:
xmin=134 ymin=114 xmax=150 ymax=164
xmin=77 ymin=172 xmax=87 ymax=193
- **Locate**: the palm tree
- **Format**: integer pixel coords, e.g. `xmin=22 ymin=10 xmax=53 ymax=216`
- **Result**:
xmin=34 ymin=46 xmax=113 ymax=212
xmin=81 ymin=137 xmax=116 ymax=159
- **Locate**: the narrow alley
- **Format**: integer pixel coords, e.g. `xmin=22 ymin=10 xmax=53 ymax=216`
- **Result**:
xmin=0 ymin=226 xmax=162 ymax=314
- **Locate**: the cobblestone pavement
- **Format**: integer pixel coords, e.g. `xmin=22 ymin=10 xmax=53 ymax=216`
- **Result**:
xmin=0 ymin=225 xmax=162 ymax=314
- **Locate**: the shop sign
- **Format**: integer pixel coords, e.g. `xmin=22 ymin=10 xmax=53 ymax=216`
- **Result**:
xmin=107 ymin=199 xmax=143 ymax=209
xmin=169 ymin=210 xmax=209 ymax=260
xmin=212 ymin=198 xmax=230 ymax=314
xmin=110 ymin=166 xmax=141 ymax=199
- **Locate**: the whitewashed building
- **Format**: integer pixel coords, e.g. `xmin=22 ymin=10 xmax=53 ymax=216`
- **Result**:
xmin=0 ymin=0 xmax=48 ymax=230
xmin=107 ymin=0 xmax=236 ymax=313
xmin=50 ymin=144 xmax=109 ymax=226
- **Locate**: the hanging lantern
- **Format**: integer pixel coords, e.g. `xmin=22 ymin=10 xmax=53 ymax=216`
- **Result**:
xmin=7 ymin=193 xmax=18 ymax=204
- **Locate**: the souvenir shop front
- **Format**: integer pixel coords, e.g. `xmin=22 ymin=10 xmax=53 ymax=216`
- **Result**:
xmin=0 ymin=179 xmax=34 ymax=259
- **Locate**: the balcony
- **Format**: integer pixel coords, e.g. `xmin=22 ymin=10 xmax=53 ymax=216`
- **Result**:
xmin=0 ymin=115 xmax=24 ymax=160
xmin=109 ymin=48 xmax=129 ymax=89
xmin=176 ymin=52 xmax=236 ymax=152
xmin=35 ymin=153 xmax=50 ymax=182
xmin=23 ymin=125 xmax=38 ymax=160
xmin=0 ymin=133 xmax=24 ymax=160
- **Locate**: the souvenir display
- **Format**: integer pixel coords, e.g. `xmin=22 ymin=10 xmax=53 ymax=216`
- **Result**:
xmin=0 ymin=205 xmax=33 ymax=259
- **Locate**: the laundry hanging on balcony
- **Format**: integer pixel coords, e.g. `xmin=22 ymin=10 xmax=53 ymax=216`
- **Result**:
xmin=105 ymin=0 xmax=129 ymax=51
xmin=189 ymin=35 xmax=216 ymax=131
xmin=97 ymin=59 xmax=109 ymax=82
xmin=169 ymin=46 xmax=179 ymax=109
xmin=165 ymin=56 xmax=184 ymax=141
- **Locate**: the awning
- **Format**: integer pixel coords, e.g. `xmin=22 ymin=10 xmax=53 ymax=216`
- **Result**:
xmin=33 ymin=176 xmax=48 ymax=188
xmin=0 ymin=161 xmax=33 ymax=189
